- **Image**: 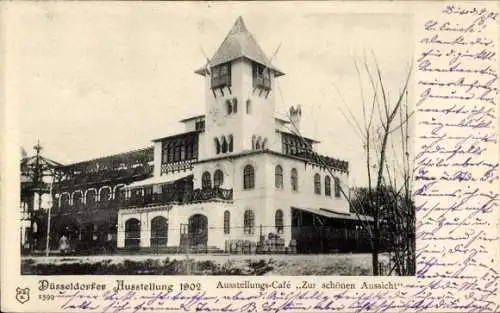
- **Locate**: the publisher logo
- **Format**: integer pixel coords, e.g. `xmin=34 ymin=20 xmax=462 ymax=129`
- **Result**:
xmin=16 ymin=287 xmax=30 ymax=304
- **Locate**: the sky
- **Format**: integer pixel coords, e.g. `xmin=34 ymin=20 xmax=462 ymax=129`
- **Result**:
xmin=5 ymin=2 xmax=413 ymax=187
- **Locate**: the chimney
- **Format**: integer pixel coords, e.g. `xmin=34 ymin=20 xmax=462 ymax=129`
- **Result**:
xmin=289 ymin=105 xmax=302 ymax=131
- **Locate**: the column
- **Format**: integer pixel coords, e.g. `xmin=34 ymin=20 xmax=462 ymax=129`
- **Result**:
xmin=139 ymin=212 xmax=150 ymax=248
xmin=116 ymin=212 xmax=125 ymax=248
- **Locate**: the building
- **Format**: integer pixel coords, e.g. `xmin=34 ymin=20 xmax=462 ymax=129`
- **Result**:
xmin=113 ymin=16 xmax=367 ymax=253
xmin=20 ymin=143 xmax=61 ymax=252
xmin=26 ymin=17 xmax=372 ymax=255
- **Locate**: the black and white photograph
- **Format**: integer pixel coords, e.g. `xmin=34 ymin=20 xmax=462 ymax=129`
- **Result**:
xmin=17 ymin=4 xmax=416 ymax=276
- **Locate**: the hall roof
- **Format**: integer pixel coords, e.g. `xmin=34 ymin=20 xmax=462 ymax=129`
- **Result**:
xmin=195 ymin=16 xmax=284 ymax=76
xmin=293 ymin=207 xmax=374 ymax=222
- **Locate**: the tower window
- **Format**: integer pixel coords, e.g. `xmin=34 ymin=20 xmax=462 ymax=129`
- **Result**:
xmin=253 ymin=63 xmax=271 ymax=90
xmin=226 ymin=100 xmax=232 ymax=115
xmin=214 ymin=169 xmax=224 ymax=188
xmin=202 ymin=171 xmax=212 ymax=189
xmin=214 ymin=138 xmax=221 ymax=154
xmin=211 ymin=63 xmax=231 ymax=89
xmin=275 ymin=165 xmax=283 ymax=189
xmin=221 ymin=136 xmax=228 ymax=153
xmin=228 ymin=135 xmax=233 ymax=152
xmin=246 ymin=99 xmax=251 ymax=114
xmin=291 ymin=168 xmax=298 ymax=192
xmin=232 ymin=98 xmax=238 ymax=113
xmin=243 ymin=165 xmax=255 ymax=190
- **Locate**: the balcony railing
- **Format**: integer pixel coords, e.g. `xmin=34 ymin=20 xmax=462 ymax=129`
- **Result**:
xmin=211 ymin=75 xmax=231 ymax=89
xmin=160 ymin=160 xmax=196 ymax=175
xmin=253 ymin=76 xmax=271 ymax=90
xmin=55 ymin=187 xmax=233 ymax=212
xmin=58 ymin=199 xmax=124 ymax=213
xmin=126 ymin=187 xmax=233 ymax=208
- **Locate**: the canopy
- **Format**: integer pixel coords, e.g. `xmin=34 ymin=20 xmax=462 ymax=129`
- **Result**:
xmin=292 ymin=206 xmax=374 ymax=222
xmin=125 ymin=173 xmax=193 ymax=189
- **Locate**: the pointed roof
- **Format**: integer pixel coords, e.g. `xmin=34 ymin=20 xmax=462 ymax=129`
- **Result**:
xmin=195 ymin=16 xmax=284 ymax=76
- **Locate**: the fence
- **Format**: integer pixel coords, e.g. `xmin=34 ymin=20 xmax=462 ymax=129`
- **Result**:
xmin=24 ymin=223 xmax=386 ymax=256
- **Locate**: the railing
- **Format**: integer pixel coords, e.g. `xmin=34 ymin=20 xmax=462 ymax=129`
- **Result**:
xmin=58 ymin=199 xmax=124 ymax=213
xmin=58 ymin=166 xmax=153 ymax=187
xmin=293 ymin=151 xmax=349 ymax=172
xmin=253 ymin=76 xmax=271 ymax=90
xmin=211 ymin=75 xmax=231 ymax=89
xmin=126 ymin=187 xmax=233 ymax=208
xmin=160 ymin=160 xmax=196 ymax=175
xmin=56 ymin=187 xmax=233 ymax=211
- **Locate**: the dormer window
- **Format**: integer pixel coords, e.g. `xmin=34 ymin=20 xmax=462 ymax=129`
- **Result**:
xmin=211 ymin=63 xmax=231 ymax=89
xmin=253 ymin=63 xmax=271 ymax=90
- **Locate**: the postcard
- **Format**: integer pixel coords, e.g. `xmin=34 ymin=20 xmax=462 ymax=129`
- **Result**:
xmin=1 ymin=1 xmax=498 ymax=312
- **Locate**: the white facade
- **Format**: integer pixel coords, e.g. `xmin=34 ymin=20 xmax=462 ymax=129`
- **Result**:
xmin=116 ymin=17 xmax=351 ymax=251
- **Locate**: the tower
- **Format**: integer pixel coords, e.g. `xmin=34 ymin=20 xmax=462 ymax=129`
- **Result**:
xmin=195 ymin=17 xmax=285 ymax=159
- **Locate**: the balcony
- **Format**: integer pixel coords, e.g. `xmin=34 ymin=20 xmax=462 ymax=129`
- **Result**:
xmin=57 ymin=199 xmax=124 ymax=214
xmin=253 ymin=76 xmax=271 ymax=90
xmin=211 ymin=75 xmax=231 ymax=90
xmin=160 ymin=160 xmax=196 ymax=175
xmin=126 ymin=187 xmax=233 ymax=208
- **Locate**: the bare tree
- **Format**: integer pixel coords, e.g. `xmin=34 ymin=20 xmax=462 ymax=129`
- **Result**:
xmin=285 ymin=53 xmax=414 ymax=275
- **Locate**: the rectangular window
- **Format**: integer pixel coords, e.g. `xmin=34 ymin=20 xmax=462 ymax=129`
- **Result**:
xmin=252 ymin=63 xmax=271 ymax=90
xmin=211 ymin=63 xmax=231 ymax=89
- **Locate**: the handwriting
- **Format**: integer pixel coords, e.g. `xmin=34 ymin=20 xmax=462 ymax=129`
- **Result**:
xmin=413 ymin=3 xmax=499 ymax=313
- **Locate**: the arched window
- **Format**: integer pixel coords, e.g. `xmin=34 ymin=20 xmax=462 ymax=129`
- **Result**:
xmin=275 ymin=165 xmax=283 ymax=189
xmin=85 ymin=189 xmax=97 ymax=204
xmin=221 ymin=136 xmax=228 ymax=153
xmin=226 ymin=99 xmax=232 ymax=114
xmin=223 ymin=210 xmax=230 ymax=234
xmin=255 ymin=137 xmax=261 ymax=150
xmin=261 ymin=138 xmax=267 ymax=150
xmin=243 ymin=165 xmax=255 ymax=189
xmin=232 ymin=98 xmax=238 ymax=113
xmin=291 ymin=168 xmax=298 ymax=191
xmin=73 ymin=191 xmax=83 ymax=207
xmin=114 ymin=185 xmax=125 ymax=200
xmin=246 ymin=99 xmax=251 ymax=114
xmin=202 ymin=171 xmax=212 ymax=189
xmin=314 ymin=173 xmax=321 ymax=194
xmin=275 ymin=209 xmax=284 ymax=233
xmin=334 ymin=177 xmax=341 ymax=197
xmin=150 ymin=216 xmax=168 ymax=247
xmin=60 ymin=193 xmax=70 ymax=206
xmin=214 ymin=169 xmax=224 ymax=188
xmin=252 ymin=135 xmax=256 ymax=150
xmin=325 ymin=176 xmax=331 ymax=196
xmin=228 ymin=134 xmax=233 ymax=152
xmin=243 ymin=210 xmax=255 ymax=234
xmin=125 ymin=218 xmax=140 ymax=248
xmin=214 ymin=138 xmax=221 ymax=154
xmin=99 ymin=187 xmax=111 ymax=202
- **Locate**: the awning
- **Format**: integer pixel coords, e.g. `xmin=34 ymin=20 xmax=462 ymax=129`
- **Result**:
xmin=292 ymin=206 xmax=374 ymax=222
xmin=125 ymin=173 xmax=193 ymax=189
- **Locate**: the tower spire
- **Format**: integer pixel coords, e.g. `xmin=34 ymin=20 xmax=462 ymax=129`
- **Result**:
xmin=229 ymin=16 xmax=247 ymax=35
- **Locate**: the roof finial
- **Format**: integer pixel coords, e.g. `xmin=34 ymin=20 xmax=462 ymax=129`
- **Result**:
xmin=34 ymin=139 xmax=43 ymax=155
xmin=229 ymin=16 xmax=247 ymax=34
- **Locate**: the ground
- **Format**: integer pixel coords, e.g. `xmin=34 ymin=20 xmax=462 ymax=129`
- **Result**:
xmin=21 ymin=253 xmax=390 ymax=275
